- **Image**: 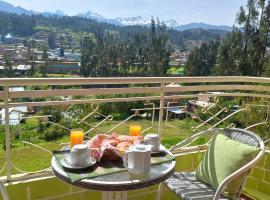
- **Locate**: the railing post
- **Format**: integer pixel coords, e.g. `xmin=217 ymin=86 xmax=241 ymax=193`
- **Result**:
xmin=4 ymin=85 xmax=11 ymax=181
xmin=158 ymin=83 xmax=165 ymax=136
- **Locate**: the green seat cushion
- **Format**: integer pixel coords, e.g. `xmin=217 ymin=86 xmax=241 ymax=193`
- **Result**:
xmin=195 ymin=132 xmax=259 ymax=199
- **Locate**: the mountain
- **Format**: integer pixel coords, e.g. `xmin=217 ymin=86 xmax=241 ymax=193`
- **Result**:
xmin=165 ymin=19 xmax=178 ymax=27
xmin=77 ymin=10 xmax=105 ymax=21
xmin=115 ymin=16 xmax=179 ymax=27
xmin=116 ymin=16 xmax=151 ymax=26
xmin=176 ymin=23 xmax=232 ymax=31
xmin=0 ymin=0 xmax=35 ymax=15
xmin=0 ymin=0 xmax=231 ymax=31
xmin=74 ymin=13 xmax=230 ymax=31
xmin=76 ymin=10 xmax=121 ymax=25
xmin=43 ymin=9 xmax=66 ymax=17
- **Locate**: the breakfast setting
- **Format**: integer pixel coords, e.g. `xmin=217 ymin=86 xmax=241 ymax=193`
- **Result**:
xmin=52 ymin=125 xmax=175 ymax=183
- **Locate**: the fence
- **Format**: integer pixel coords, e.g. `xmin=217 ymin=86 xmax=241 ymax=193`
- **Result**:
xmin=0 ymin=76 xmax=270 ymax=183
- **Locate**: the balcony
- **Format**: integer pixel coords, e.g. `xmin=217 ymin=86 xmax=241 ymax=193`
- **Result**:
xmin=0 ymin=76 xmax=270 ymax=200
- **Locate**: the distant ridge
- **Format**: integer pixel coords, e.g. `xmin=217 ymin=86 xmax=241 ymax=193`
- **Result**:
xmin=176 ymin=23 xmax=232 ymax=31
xmin=0 ymin=0 xmax=35 ymax=15
xmin=0 ymin=0 xmax=232 ymax=31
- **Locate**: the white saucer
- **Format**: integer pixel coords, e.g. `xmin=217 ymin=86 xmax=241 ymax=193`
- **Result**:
xmin=151 ymin=144 xmax=167 ymax=155
xmin=60 ymin=155 xmax=97 ymax=170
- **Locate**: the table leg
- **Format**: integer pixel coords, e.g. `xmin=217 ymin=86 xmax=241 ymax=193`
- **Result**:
xmin=102 ymin=191 xmax=127 ymax=200
xmin=108 ymin=192 xmax=114 ymax=200
xmin=122 ymin=191 xmax=127 ymax=200
xmin=156 ymin=182 xmax=164 ymax=200
xmin=116 ymin=192 xmax=121 ymax=200
xmin=102 ymin=192 xmax=108 ymax=200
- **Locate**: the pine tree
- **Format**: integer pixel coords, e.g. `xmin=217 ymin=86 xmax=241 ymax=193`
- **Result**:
xmin=3 ymin=55 xmax=13 ymax=77
xmin=48 ymin=33 xmax=56 ymax=49
xmin=41 ymin=47 xmax=49 ymax=77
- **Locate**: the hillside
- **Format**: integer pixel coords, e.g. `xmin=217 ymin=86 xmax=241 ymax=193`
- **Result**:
xmin=0 ymin=11 xmax=227 ymax=49
xmin=0 ymin=0 xmax=231 ymax=31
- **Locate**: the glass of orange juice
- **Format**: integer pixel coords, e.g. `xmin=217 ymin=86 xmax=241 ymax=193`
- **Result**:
xmin=70 ymin=128 xmax=84 ymax=148
xmin=129 ymin=125 xmax=141 ymax=136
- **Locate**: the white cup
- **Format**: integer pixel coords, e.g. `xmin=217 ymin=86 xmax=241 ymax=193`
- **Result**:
xmin=70 ymin=144 xmax=91 ymax=167
xmin=144 ymin=134 xmax=160 ymax=152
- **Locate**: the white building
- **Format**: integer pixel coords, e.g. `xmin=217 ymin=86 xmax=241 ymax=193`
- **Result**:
xmin=0 ymin=87 xmax=27 ymax=125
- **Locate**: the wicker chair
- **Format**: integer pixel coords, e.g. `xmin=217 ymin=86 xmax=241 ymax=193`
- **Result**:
xmin=0 ymin=181 xmax=9 ymax=200
xmin=157 ymin=128 xmax=265 ymax=200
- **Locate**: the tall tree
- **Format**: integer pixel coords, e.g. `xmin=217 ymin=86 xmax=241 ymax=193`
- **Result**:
xmin=48 ymin=33 xmax=56 ymax=49
xmin=234 ymin=0 xmax=270 ymax=76
xmin=213 ymin=31 xmax=242 ymax=75
xmin=3 ymin=55 xmax=13 ymax=77
xmin=185 ymin=40 xmax=219 ymax=76
xmin=41 ymin=47 xmax=49 ymax=77
xmin=147 ymin=19 xmax=171 ymax=76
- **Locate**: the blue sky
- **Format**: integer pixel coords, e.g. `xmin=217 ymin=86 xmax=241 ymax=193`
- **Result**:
xmin=4 ymin=0 xmax=247 ymax=25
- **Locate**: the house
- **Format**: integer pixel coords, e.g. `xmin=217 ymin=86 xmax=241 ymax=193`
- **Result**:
xmin=0 ymin=87 xmax=27 ymax=125
xmin=3 ymin=33 xmax=14 ymax=44
xmin=0 ymin=106 xmax=27 ymax=125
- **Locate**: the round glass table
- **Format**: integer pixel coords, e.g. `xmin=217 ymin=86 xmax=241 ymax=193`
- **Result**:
xmin=51 ymin=154 xmax=175 ymax=200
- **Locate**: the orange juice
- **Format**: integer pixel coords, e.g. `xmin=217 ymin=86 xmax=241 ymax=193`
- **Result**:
xmin=130 ymin=125 xmax=141 ymax=136
xmin=70 ymin=129 xmax=84 ymax=148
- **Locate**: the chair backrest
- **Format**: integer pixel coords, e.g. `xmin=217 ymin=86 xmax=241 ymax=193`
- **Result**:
xmin=213 ymin=128 xmax=265 ymax=200
xmin=0 ymin=181 xmax=9 ymax=200
xmin=223 ymin=128 xmax=262 ymax=148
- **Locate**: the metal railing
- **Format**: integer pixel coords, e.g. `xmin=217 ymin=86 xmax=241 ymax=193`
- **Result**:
xmin=1 ymin=76 xmax=270 ymax=182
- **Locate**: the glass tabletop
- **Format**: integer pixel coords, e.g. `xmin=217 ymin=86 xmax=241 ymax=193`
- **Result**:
xmin=52 ymin=155 xmax=175 ymax=191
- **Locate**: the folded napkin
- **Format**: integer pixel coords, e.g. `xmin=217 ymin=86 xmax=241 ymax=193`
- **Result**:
xmin=53 ymin=148 xmax=175 ymax=182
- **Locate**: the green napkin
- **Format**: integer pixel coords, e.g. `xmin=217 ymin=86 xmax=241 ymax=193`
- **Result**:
xmin=53 ymin=150 xmax=175 ymax=182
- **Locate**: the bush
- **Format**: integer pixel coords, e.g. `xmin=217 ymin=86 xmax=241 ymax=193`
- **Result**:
xmin=41 ymin=123 xmax=68 ymax=141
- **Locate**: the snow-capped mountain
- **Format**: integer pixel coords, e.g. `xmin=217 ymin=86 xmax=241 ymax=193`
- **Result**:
xmin=0 ymin=0 xmax=231 ymax=31
xmin=115 ymin=16 xmax=178 ymax=27
xmin=76 ymin=11 xmax=121 ymax=25
xmin=43 ymin=9 xmax=66 ymax=17
xmin=116 ymin=16 xmax=151 ymax=26
xmin=77 ymin=10 xmax=105 ymax=20
xmin=165 ymin=19 xmax=178 ymax=27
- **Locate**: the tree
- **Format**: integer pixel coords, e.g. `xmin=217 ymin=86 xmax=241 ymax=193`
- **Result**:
xmin=48 ymin=33 xmax=56 ymax=49
xmin=41 ymin=47 xmax=49 ymax=77
xmin=186 ymin=0 xmax=270 ymax=77
xmin=185 ymin=40 xmax=219 ymax=76
xmin=3 ymin=55 xmax=13 ymax=77
xmin=147 ymin=19 xmax=171 ymax=76
xmin=59 ymin=35 xmax=65 ymax=57
xmin=26 ymin=40 xmax=38 ymax=77
xmin=79 ymin=19 xmax=170 ymax=77
xmin=60 ymin=47 xmax=65 ymax=57
xmin=226 ymin=0 xmax=270 ymax=76
xmin=80 ymin=36 xmax=96 ymax=77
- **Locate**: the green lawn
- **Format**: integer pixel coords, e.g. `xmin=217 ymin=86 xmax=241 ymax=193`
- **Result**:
xmin=0 ymin=119 xmax=200 ymax=175
xmin=167 ymin=67 xmax=184 ymax=76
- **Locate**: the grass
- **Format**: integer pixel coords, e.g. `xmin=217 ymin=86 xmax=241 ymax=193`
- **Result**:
xmin=0 ymin=119 xmax=200 ymax=175
xmin=167 ymin=66 xmax=184 ymax=75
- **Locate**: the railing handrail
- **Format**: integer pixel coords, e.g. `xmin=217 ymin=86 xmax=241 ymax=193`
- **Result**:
xmin=1 ymin=76 xmax=270 ymax=182
xmin=1 ymin=76 xmax=270 ymax=86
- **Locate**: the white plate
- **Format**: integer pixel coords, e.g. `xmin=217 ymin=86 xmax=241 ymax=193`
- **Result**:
xmin=60 ymin=155 xmax=97 ymax=170
xmin=151 ymin=144 xmax=167 ymax=155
